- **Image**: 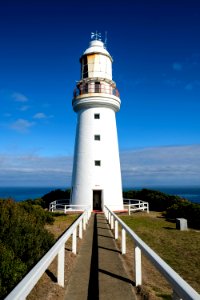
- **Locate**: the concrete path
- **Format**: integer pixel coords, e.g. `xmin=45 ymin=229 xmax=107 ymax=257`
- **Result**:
xmin=64 ymin=213 xmax=136 ymax=300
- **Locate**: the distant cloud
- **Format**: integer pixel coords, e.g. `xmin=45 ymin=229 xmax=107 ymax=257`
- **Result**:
xmin=172 ymin=62 xmax=182 ymax=71
xmin=19 ymin=105 xmax=30 ymax=111
xmin=185 ymin=83 xmax=193 ymax=91
xmin=10 ymin=118 xmax=35 ymax=133
xmin=0 ymin=154 xmax=73 ymax=187
xmin=33 ymin=112 xmax=53 ymax=119
xmin=0 ymin=145 xmax=199 ymax=188
xmin=185 ymin=80 xmax=200 ymax=91
xmin=12 ymin=92 xmax=28 ymax=102
xmin=120 ymin=145 xmax=200 ymax=187
xmin=3 ymin=113 xmax=12 ymax=117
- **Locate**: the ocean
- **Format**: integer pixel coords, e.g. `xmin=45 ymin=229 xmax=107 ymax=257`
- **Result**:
xmin=0 ymin=186 xmax=200 ymax=204
xmin=0 ymin=187 xmax=67 ymax=202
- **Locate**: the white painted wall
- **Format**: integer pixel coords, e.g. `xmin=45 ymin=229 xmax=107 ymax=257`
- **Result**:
xmin=71 ymin=106 xmax=123 ymax=210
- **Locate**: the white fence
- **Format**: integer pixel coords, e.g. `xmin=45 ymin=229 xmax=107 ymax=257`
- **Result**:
xmin=49 ymin=198 xmax=148 ymax=214
xmin=49 ymin=199 xmax=90 ymax=212
xmin=104 ymin=206 xmax=200 ymax=300
xmin=123 ymin=198 xmax=149 ymax=214
xmin=5 ymin=210 xmax=91 ymax=300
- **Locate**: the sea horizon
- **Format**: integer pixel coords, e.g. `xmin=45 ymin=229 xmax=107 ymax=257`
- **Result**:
xmin=0 ymin=185 xmax=200 ymax=204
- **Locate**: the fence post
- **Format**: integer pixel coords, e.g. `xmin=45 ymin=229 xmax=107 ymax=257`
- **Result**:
xmin=111 ymin=215 xmax=114 ymax=229
xmin=79 ymin=220 xmax=83 ymax=239
xmin=86 ymin=212 xmax=89 ymax=224
xmin=83 ymin=216 xmax=86 ymax=230
xmin=128 ymin=205 xmax=131 ymax=215
xmin=108 ymin=212 xmax=111 ymax=224
xmin=72 ymin=228 xmax=77 ymax=255
xmin=57 ymin=245 xmax=65 ymax=287
xmin=135 ymin=246 xmax=142 ymax=286
xmin=64 ymin=205 xmax=67 ymax=214
xmin=121 ymin=228 xmax=126 ymax=254
xmin=115 ymin=220 xmax=118 ymax=239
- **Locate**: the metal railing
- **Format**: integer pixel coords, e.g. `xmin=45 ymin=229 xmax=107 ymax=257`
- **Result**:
xmin=123 ymin=198 xmax=149 ymax=214
xmin=104 ymin=206 xmax=200 ymax=300
xmin=5 ymin=210 xmax=91 ymax=300
xmin=73 ymin=84 xmax=120 ymax=98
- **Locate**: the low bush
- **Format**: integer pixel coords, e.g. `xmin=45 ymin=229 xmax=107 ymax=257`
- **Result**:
xmin=123 ymin=188 xmax=187 ymax=211
xmin=42 ymin=189 xmax=71 ymax=209
xmin=0 ymin=199 xmax=55 ymax=299
xmin=165 ymin=202 xmax=200 ymax=229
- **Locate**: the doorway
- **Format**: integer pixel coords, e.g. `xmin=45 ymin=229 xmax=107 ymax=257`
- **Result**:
xmin=93 ymin=190 xmax=102 ymax=210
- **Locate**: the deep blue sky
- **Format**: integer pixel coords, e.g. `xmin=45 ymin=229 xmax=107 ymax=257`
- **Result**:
xmin=0 ymin=0 xmax=200 ymax=187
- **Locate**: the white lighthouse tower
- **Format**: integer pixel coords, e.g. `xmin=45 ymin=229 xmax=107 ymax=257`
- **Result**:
xmin=71 ymin=33 xmax=123 ymax=211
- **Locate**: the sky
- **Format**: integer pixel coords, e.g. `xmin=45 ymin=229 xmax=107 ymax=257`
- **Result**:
xmin=0 ymin=0 xmax=200 ymax=187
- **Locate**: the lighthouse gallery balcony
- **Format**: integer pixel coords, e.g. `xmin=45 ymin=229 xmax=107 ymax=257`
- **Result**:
xmin=73 ymin=81 xmax=120 ymax=99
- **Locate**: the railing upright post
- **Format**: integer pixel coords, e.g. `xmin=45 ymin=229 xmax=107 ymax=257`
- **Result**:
xmin=83 ymin=216 xmax=86 ymax=230
xmin=121 ymin=228 xmax=126 ymax=254
xmin=109 ymin=212 xmax=111 ymax=225
xmin=111 ymin=215 xmax=114 ymax=229
xmin=57 ymin=245 xmax=65 ymax=287
xmin=85 ymin=212 xmax=89 ymax=224
xmin=135 ymin=246 xmax=142 ymax=286
xmin=114 ymin=220 xmax=118 ymax=239
xmin=128 ymin=204 xmax=131 ymax=215
xmin=79 ymin=220 xmax=83 ymax=239
xmin=72 ymin=228 xmax=77 ymax=255
xmin=105 ymin=208 xmax=108 ymax=219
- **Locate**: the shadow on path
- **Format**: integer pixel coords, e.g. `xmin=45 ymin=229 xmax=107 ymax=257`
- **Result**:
xmin=87 ymin=213 xmax=99 ymax=300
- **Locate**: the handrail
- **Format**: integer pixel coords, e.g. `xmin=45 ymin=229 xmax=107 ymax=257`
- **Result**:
xmin=5 ymin=209 xmax=91 ymax=300
xmin=104 ymin=206 xmax=200 ymax=300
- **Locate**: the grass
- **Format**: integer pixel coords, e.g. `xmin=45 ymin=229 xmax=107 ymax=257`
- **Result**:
xmin=119 ymin=212 xmax=200 ymax=299
xmin=45 ymin=213 xmax=80 ymax=239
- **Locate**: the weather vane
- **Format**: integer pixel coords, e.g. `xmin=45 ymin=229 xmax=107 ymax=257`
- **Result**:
xmin=91 ymin=31 xmax=101 ymax=41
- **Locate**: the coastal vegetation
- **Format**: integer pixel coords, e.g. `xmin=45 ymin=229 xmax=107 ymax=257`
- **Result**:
xmin=123 ymin=188 xmax=200 ymax=229
xmin=24 ymin=189 xmax=71 ymax=209
xmin=0 ymin=199 xmax=55 ymax=299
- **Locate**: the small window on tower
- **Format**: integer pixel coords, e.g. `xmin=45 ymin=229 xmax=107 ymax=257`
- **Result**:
xmin=95 ymin=160 xmax=101 ymax=166
xmin=94 ymin=113 xmax=100 ymax=119
xmin=82 ymin=56 xmax=88 ymax=78
xmin=94 ymin=135 xmax=100 ymax=141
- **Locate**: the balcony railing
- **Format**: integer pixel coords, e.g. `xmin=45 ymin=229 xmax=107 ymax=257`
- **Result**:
xmin=73 ymin=83 xmax=120 ymax=98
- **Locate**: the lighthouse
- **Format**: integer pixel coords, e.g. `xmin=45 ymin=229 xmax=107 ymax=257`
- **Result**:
xmin=71 ymin=33 xmax=123 ymax=211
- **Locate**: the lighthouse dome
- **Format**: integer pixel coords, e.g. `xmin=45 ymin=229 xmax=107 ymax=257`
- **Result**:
xmin=83 ymin=40 xmax=112 ymax=60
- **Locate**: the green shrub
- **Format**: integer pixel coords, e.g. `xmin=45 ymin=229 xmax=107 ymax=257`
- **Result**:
xmin=123 ymin=189 xmax=188 ymax=211
xmin=165 ymin=202 xmax=200 ymax=229
xmin=42 ymin=189 xmax=71 ymax=209
xmin=0 ymin=199 xmax=55 ymax=298
xmin=0 ymin=242 xmax=27 ymax=299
